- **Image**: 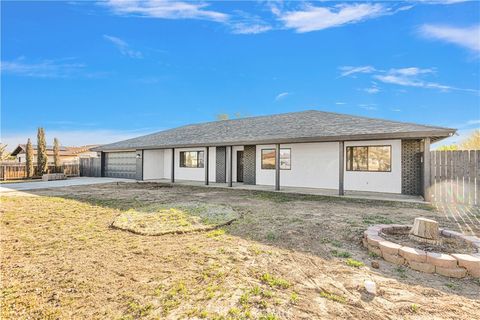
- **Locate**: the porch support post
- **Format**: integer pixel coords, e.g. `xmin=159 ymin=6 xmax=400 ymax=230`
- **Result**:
xmin=275 ymin=143 xmax=280 ymax=191
xmin=205 ymin=147 xmax=209 ymax=185
xmin=171 ymin=148 xmax=175 ymax=183
xmin=135 ymin=149 xmax=144 ymax=181
xmin=423 ymin=138 xmax=431 ymax=201
xmin=339 ymin=141 xmax=344 ymax=196
xmin=228 ymin=146 xmax=233 ymax=187
xmin=100 ymin=152 xmax=106 ymax=177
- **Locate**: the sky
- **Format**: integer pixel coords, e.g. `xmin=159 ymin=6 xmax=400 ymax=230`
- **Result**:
xmin=1 ymin=0 xmax=479 ymax=151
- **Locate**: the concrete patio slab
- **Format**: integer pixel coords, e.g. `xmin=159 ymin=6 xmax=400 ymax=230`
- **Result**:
xmin=0 ymin=177 xmax=133 ymax=192
xmin=141 ymin=179 xmax=425 ymax=203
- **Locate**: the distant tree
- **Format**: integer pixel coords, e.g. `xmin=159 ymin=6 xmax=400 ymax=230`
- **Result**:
xmin=37 ymin=128 xmax=48 ymax=174
xmin=216 ymin=113 xmax=229 ymax=121
xmin=460 ymin=130 xmax=480 ymax=150
xmin=26 ymin=139 xmax=34 ymax=177
xmin=437 ymin=144 xmax=458 ymax=151
xmin=53 ymin=138 xmax=61 ymax=172
xmin=0 ymin=143 xmax=10 ymax=160
xmin=216 ymin=112 xmax=246 ymax=121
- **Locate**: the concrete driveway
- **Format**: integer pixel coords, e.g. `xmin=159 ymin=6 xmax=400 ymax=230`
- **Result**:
xmin=0 ymin=177 xmax=133 ymax=192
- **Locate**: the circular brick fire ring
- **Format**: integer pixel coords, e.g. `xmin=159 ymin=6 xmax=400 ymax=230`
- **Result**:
xmin=363 ymin=224 xmax=480 ymax=278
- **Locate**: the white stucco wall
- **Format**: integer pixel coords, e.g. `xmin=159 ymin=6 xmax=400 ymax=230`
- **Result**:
xmin=173 ymin=147 xmax=207 ymax=181
xmin=140 ymin=139 xmax=402 ymax=193
xmin=163 ymin=148 xmax=173 ymax=180
xmin=344 ymin=139 xmax=401 ymax=194
xmin=255 ymin=142 xmax=340 ymax=189
xmin=143 ymin=149 xmax=165 ymax=180
xmin=208 ymin=147 xmax=216 ymax=183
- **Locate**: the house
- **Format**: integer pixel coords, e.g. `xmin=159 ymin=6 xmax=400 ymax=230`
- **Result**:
xmin=11 ymin=145 xmax=99 ymax=164
xmin=93 ymin=110 xmax=455 ymax=198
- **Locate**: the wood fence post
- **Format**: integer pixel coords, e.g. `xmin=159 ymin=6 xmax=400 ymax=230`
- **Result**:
xmin=423 ymin=138 xmax=431 ymax=202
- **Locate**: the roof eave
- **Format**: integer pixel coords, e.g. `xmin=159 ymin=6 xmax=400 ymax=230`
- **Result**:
xmin=93 ymin=129 xmax=456 ymax=152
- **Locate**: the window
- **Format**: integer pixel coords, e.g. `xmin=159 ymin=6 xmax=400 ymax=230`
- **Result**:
xmin=180 ymin=151 xmax=204 ymax=168
xmin=261 ymin=148 xmax=291 ymax=170
xmin=346 ymin=145 xmax=391 ymax=172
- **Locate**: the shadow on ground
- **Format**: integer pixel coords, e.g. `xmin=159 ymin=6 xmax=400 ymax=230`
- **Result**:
xmin=2 ymin=181 xmax=479 ymax=319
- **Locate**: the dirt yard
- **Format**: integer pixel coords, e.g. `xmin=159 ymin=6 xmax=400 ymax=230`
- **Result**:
xmin=1 ymin=182 xmax=479 ymax=319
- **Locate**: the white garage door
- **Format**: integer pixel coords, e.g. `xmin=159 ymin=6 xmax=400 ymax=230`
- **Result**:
xmin=104 ymin=152 xmax=136 ymax=179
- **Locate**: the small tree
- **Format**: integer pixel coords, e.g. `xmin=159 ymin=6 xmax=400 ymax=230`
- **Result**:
xmin=0 ymin=143 xmax=14 ymax=161
xmin=53 ymin=138 xmax=61 ymax=172
xmin=437 ymin=144 xmax=458 ymax=151
xmin=26 ymin=139 xmax=34 ymax=178
xmin=37 ymin=128 xmax=48 ymax=175
xmin=216 ymin=113 xmax=229 ymax=121
xmin=460 ymin=130 xmax=480 ymax=150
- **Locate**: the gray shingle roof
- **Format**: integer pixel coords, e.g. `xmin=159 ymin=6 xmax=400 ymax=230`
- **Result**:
xmin=94 ymin=110 xmax=456 ymax=151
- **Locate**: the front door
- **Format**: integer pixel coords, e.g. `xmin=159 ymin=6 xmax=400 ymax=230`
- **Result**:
xmin=237 ymin=151 xmax=244 ymax=183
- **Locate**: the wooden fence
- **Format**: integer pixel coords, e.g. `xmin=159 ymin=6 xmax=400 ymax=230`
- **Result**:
xmin=0 ymin=162 xmax=80 ymax=181
xmin=428 ymin=150 xmax=479 ymax=205
xmin=79 ymin=158 xmax=102 ymax=177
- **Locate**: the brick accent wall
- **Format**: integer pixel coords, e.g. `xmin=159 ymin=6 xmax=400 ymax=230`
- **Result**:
xmin=401 ymin=139 xmax=422 ymax=195
xmin=215 ymin=147 xmax=226 ymax=183
xmin=243 ymin=145 xmax=256 ymax=185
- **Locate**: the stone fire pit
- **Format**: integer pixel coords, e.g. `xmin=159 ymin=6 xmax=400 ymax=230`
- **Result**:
xmin=363 ymin=218 xmax=480 ymax=278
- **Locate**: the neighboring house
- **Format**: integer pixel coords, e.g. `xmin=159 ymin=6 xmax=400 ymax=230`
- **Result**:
xmin=11 ymin=145 xmax=99 ymax=164
xmin=93 ymin=110 xmax=455 ymax=197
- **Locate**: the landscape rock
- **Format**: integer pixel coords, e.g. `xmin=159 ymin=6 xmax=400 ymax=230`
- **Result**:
xmin=399 ymin=246 xmax=427 ymax=263
xmin=426 ymin=252 xmax=458 ymax=268
xmin=435 ymin=266 xmax=467 ymax=278
xmin=451 ymin=254 xmax=480 ymax=277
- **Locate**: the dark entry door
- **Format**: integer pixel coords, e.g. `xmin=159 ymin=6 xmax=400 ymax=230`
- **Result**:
xmin=237 ymin=151 xmax=244 ymax=183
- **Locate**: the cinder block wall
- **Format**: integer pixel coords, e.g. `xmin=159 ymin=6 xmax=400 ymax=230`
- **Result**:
xmin=243 ymin=145 xmax=256 ymax=185
xmin=215 ymin=147 xmax=226 ymax=183
xmin=401 ymin=140 xmax=422 ymax=195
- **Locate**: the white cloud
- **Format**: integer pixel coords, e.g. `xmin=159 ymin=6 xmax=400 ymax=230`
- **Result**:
xmin=390 ymin=67 xmax=435 ymax=76
xmin=363 ymin=87 xmax=380 ymax=94
xmin=466 ymin=119 xmax=480 ymax=126
xmin=275 ymin=92 xmax=290 ymax=101
xmin=275 ymin=3 xmax=391 ymax=33
xmin=230 ymin=22 xmax=272 ymax=34
xmin=1 ymin=128 xmax=156 ymax=152
xmin=340 ymin=65 xmax=479 ymax=94
xmin=358 ymin=104 xmax=378 ymax=111
xmin=102 ymin=1 xmax=273 ymax=35
xmin=419 ymin=24 xmax=480 ymax=53
xmin=335 ymin=102 xmax=346 ymax=105
xmin=362 ymin=82 xmax=380 ymax=94
xmin=339 ymin=65 xmax=376 ymax=77
xmin=1 ymin=58 xmax=86 ymax=78
xmin=103 ymin=0 xmax=228 ymax=22
xmin=103 ymin=35 xmax=143 ymax=58
xmin=418 ymin=0 xmax=470 ymax=4
xmin=229 ymin=11 xmax=272 ymax=34
xmin=373 ymin=67 xmax=476 ymax=92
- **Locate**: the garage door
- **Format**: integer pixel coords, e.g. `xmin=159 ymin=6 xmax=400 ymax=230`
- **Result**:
xmin=104 ymin=152 xmax=136 ymax=179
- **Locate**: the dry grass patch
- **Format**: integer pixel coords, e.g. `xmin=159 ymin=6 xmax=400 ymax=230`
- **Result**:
xmin=111 ymin=203 xmax=239 ymax=235
xmin=1 ymin=183 xmax=480 ymax=319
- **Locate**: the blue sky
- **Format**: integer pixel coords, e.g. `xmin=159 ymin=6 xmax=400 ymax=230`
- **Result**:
xmin=1 ymin=1 xmax=479 ymax=150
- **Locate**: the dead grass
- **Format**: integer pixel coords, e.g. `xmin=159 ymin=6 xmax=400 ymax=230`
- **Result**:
xmin=1 ymin=182 xmax=479 ymax=319
xmin=111 ymin=203 xmax=239 ymax=235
